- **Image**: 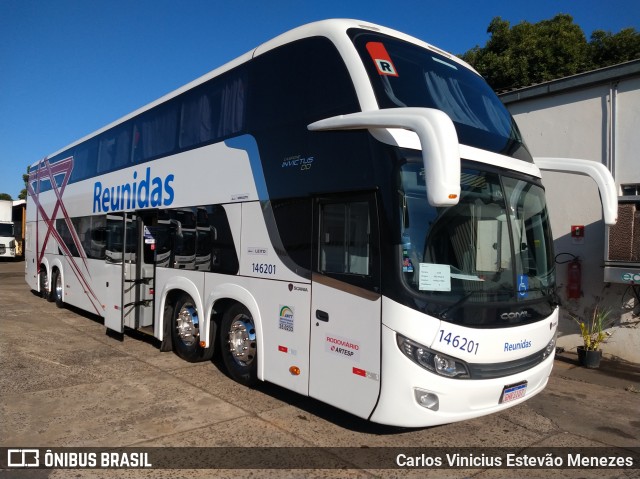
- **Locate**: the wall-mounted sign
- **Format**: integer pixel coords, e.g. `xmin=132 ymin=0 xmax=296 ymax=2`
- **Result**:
xmin=571 ymin=225 xmax=585 ymax=245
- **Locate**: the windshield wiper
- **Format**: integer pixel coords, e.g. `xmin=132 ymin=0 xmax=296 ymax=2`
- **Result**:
xmin=439 ymin=291 xmax=475 ymax=320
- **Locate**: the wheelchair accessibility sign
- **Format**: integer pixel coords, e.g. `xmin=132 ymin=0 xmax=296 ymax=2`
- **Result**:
xmin=518 ymin=275 xmax=529 ymax=298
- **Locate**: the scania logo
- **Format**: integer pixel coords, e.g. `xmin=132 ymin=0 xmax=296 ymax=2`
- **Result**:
xmin=500 ymin=311 xmax=532 ymax=320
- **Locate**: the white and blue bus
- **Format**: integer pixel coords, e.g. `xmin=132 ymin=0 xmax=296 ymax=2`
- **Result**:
xmin=25 ymin=19 xmax=617 ymax=427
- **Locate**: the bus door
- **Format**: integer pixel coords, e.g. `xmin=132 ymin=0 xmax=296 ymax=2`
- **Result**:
xmin=122 ymin=211 xmax=156 ymax=332
xmin=103 ymin=212 xmax=127 ymax=332
xmin=309 ymin=194 xmax=382 ymax=419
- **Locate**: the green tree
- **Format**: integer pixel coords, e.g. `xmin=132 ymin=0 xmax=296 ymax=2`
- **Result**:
xmin=462 ymin=14 xmax=639 ymax=90
xmin=0 ymin=193 xmax=12 ymax=201
xmin=589 ymin=28 xmax=640 ymax=67
xmin=18 ymin=166 xmax=29 ymax=200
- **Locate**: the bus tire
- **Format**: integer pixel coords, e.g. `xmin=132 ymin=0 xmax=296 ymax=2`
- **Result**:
xmin=160 ymin=302 xmax=173 ymax=352
xmin=40 ymin=268 xmax=50 ymax=301
xmin=171 ymin=293 xmax=214 ymax=362
xmin=220 ymin=303 xmax=257 ymax=387
xmin=51 ymin=269 xmax=64 ymax=308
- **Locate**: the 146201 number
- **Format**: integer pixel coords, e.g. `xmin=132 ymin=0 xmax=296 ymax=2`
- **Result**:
xmin=252 ymin=263 xmax=276 ymax=275
xmin=437 ymin=330 xmax=480 ymax=355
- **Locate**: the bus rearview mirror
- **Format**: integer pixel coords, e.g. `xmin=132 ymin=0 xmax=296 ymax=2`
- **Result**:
xmin=309 ymin=108 xmax=461 ymax=207
xmin=534 ymin=157 xmax=618 ymax=225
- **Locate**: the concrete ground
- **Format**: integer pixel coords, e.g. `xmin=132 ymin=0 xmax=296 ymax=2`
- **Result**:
xmin=1 ymin=259 xmax=639 ymax=479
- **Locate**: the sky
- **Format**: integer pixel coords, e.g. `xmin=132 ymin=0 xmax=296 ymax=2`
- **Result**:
xmin=1 ymin=0 xmax=638 ymax=199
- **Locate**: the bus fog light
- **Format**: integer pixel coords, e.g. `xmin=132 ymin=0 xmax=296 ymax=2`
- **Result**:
xmin=414 ymin=388 xmax=439 ymax=411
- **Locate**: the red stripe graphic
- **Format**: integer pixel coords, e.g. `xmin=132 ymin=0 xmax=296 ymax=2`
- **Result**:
xmin=28 ymin=157 xmax=102 ymax=314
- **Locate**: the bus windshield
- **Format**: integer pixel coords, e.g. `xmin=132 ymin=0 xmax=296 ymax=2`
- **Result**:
xmin=0 ymin=223 xmax=13 ymax=237
xmin=398 ymin=157 xmax=555 ymax=325
xmin=351 ymin=31 xmax=532 ymax=162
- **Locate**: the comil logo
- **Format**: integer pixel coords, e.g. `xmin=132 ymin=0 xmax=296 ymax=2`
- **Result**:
xmin=500 ymin=311 xmax=532 ymax=321
xmin=7 ymin=449 xmax=39 ymax=467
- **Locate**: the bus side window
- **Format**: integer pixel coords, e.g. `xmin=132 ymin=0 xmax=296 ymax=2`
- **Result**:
xmin=132 ymin=102 xmax=179 ymax=163
xmin=271 ymin=198 xmax=313 ymax=273
xmin=105 ymin=214 xmax=124 ymax=263
xmin=72 ymin=138 xmax=98 ymax=182
xmin=179 ymin=70 xmax=247 ymax=150
xmin=319 ymin=201 xmax=370 ymax=276
xmin=152 ymin=211 xmax=174 ymax=268
xmin=97 ymin=124 xmax=132 ymax=173
xmin=90 ymin=216 xmax=107 ymax=260
xmin=207 ymin=205 xmax=239 ymax=275
xmin=56 ymin=218 xmax=80 ymax=257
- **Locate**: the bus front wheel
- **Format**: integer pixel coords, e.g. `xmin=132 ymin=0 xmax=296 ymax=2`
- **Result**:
xmin=171 ymin=293 xmax=214 ymax=362
xmin=220 ymin=304 xmax=257 ymax=387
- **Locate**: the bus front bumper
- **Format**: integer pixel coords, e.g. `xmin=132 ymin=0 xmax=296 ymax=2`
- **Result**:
xmin=369 ymin=324 xmax=554 ymax=428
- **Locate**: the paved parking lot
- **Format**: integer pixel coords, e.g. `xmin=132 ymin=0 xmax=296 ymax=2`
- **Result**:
xmin=1 ymin=259 xmax=639 ymax=478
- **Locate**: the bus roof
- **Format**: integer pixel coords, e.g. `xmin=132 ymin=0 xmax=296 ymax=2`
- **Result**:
xmin=32 ymin=19 xmax=477 ymax=169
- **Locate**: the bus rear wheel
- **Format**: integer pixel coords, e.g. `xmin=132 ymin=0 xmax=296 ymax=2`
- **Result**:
xmin=51 ymin=269 xmax=64 ymax=308
xmin=39 ymin=268 xmax=49 ymax=300
xmin=220 ymin=304 xmax=257 ymax=387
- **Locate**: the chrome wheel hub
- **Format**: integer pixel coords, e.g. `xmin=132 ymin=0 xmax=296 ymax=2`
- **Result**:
xmin=227 ymin=315 xmax=256 ymax=366
xmin=176 ymin=304 xmax=199 ymax=346
xmin=55 ymin=274 xmax=63 ymax=300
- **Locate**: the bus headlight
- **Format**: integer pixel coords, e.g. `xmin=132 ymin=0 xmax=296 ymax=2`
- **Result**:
xmin=396 ymin=333 xmax=470 ymax=379
xmin=542 ymin=336 xmax=556 ymax=360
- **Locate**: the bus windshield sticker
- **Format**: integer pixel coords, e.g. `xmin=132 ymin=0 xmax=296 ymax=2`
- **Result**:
xmin=365 ymin=42 xmax=399 ymax=77
xmin=143 ymin=226 xmax=155 ymax=245
xmin=517 ymin=274 xmax=529 ymax=298
xmin=419 ymin=263 xmax=451 ymax=291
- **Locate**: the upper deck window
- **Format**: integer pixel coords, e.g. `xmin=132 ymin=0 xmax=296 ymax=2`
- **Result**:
xmin=350 ymin=30 xmax=533 ymax=163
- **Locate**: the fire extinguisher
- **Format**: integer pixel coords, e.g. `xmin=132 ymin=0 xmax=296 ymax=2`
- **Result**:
xmin=566 ymin=257 xmax=582 ymax=299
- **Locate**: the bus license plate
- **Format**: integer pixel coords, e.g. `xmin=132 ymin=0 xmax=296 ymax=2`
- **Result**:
xmin=499 ymin=381 xmax=527 ymax=404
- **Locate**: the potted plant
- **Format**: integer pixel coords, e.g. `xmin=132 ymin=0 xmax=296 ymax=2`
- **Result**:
xmin=572 ymin=305 xmax=614 ymax=368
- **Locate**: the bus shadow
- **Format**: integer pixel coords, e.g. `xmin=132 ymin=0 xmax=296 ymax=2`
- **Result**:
xmin=39 ymin=293 xmax=162 ymax=348
xmin=42 ymin=294 xmax=432 ymax=435
xmin=210 ymin=355 xmax=432 ymax=436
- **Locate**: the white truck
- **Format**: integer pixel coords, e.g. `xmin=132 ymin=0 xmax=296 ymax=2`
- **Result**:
xmin=0 ymin=200 xmax=16 ymax=259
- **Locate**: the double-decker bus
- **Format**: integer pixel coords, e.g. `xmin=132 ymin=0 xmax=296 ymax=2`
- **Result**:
xmin=25 ymin=19 xmax=617 ymax=427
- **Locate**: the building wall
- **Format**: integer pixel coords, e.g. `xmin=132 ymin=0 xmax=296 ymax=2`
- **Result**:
xmin=509 ymin=85 xmax=608 ymax=161
xmin=616 ymin=78 xmax=640 ymax=184
xmin=504 ymin=74 xmax=640 ymax=363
